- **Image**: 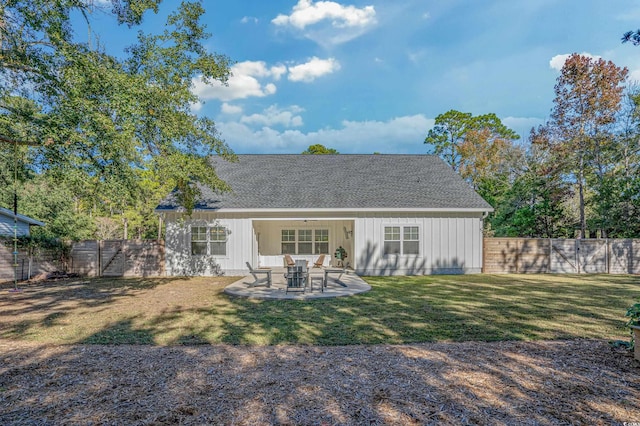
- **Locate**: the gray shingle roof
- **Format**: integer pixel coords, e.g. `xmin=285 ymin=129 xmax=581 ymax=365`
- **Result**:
xmin=157 ymin=154 xmax=493 ymax=211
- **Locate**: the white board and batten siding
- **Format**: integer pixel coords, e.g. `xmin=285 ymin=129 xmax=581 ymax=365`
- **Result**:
xmin=0 ymin=215 xmax=31 ymax=237
xmin=163 ymin=211 xmax=254 ymax=276
xmin=162 ymin=210 xmax=484 ymax=277
xmin=353 ymin=213 xmax=483 ymax=275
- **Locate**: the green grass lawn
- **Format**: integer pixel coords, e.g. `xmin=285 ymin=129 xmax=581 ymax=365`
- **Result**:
xmin=1 ymin=274 xmax=638 ymax=346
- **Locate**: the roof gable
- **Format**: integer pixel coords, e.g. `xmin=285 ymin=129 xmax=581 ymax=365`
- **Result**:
xmin=157 ymin=154 xmax=493 ymax=212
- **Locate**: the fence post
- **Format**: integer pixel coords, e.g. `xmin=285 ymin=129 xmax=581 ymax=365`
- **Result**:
xmin=604 ymin=238 xmax=611 ymax=274
xmin=576 ymin=239 xmax=580 ymax=274
xmin=98 ymin=240 xmax=102 ymax=277
xmin=547 ymin=238 xmax=552 ymax=273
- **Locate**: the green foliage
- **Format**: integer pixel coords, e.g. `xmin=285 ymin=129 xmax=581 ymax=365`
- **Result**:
xmin=432 ymin=56 xmax=640 ymax=238
xmin=424 ymin=110 xmax=519 ymax=173
xmin=301 ymin=144 xmax=339 ymax=154
xmin=0 ymin=0 xmax=236 ymax=239
xmin=542 ymin=54 xmax=628 ymax=238
xmin=0 ymin=234 xmax=71 ymax=266
xmin=627 ymin=303 xmax=640 ymax=328
xmin=488 ymin=142 xmax=573 ymax=237
xmin=623 ymin=302 xmax=640 ymax=350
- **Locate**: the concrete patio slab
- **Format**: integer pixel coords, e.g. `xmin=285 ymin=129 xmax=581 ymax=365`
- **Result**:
xmin=224 ymin=268 xmax=371 ymax=300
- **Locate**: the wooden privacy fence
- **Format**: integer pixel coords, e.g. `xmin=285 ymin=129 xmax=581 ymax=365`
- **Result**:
xmin=70 ymin=240 xmax=164 ymax=277
xmin=0 ymin=239 xmax=164 ymax=282
xmin=0 ymin=243 xmax=65 ymax=282
xmin=484 ymin=238 xmax=640 ymax=274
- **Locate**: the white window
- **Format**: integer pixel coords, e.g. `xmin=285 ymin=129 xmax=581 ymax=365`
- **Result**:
xmin=191 ymin=225 xmax=227 ymax=256
xmin=298 ymin=229 xmax=313 ymax=254
xmin=314 ymin=229 xmax=329 ymax=254
xmin=403 ymin=226 xmax=420 ymax=255
xmin=281 ymin=230 xmax=296 ymax=254
xmin=383 ymin=226 xmax=401 ymax=255
xmin=191 ymin=226 xmax=208 ymax=255
xmin=281 ymin=229 xmax=329 ymax=254
xmin=384 ymin=226 xmax=419 ymax=255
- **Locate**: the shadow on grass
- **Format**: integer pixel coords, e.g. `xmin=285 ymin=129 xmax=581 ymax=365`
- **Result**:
xmin=2 ymin=274 xmax=639 ymax=346
xmin=1 ymin=275 xmax=639 ymax=424
xmin=83 ymin=318 xmax=155 ymax=345
xmin=0 ymin=277 xmax=183 ymax=341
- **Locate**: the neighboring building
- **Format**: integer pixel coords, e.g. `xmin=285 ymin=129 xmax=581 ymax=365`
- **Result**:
xmin=156 ymin=154 xmax=493 ymax=276
xmin=0 ymin=206 xmax=45 ymax=237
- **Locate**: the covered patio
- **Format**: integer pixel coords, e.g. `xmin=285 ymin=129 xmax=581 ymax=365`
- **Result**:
xmin=224 ymin=267 xmax=371 ymax=300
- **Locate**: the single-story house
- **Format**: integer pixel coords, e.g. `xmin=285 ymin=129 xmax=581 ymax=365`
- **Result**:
xmin=156 ymin=154 xmax=493 ymax=276
xmin=0 ymin=206 xmax=45 ymax=237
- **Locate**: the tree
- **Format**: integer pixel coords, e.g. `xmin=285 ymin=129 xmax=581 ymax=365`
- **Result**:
xmin=0 ymin=0 xmax=235 ymax=230
xmin=592 ymin=84 xmax=640 ymax=237
xmin=424 ymin=110 xmax=522 ymax=221
xmin=424 ymin=110 xmax=519 ymax=174
xmin=491 ymin=129 xmax=572 ymax=238
xmin=540 ymin=54 xmax=628 ymax=238
xmin=622 ymin=30 xmax=640 ymax=45
xmin=301 ymin=144 xmax=339 ymax=154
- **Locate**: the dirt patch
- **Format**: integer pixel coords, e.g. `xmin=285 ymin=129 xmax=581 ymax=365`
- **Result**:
xmin=0 ymin=339 xmax=638 ymax=425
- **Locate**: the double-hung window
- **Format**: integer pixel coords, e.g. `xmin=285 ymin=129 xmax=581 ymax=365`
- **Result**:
xmin=281 ymin=230 xmax=296 ymax=254
xmin=298 ymin=230 xmax=313 ymax=254
xmin=383 ymin=226 xmax=419 ymax=255
xmin=191 ymin=225 xmax=227 ymax=256
xmin=281 ymin=229 xmax=329 ymax=254
xmin=314 ymin=229 xmax=329 ymax=254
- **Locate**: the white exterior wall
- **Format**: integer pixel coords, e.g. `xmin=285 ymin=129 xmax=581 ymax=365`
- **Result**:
xmin=163 ymin=212 xmax=254 ymax=276
xmin=0 ymin=215 xmax=31 ymax=237
xmin=353 ymin=213 xmax=484 ymax=275
xmin=162 ymin=210 xmax=484 ymax=276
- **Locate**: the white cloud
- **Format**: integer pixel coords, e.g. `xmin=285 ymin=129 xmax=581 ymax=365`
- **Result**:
xmin=241 ymin=16 xmax=259 ymax=24
xmin=288 ymin=57 xmax=341 ymax=82
xmin=269 ymin=64 xmax=288 ymax=81
xmin=221 ymin=103 xmax=243 ymax=114
xmin=190 ymin=101 xmax=203 ymax=112
xmin=85 ymin=0 xmax=110 ymax=5
xmin=629 ymin=68 xmax=640 ymax=83
xmin=192 ymin=61 xmax=285 ymax=102
xmin=218 ymin=114 xmax=434 ymax=154
xmin=240 ymin=105 xmax=305 ymax=128
xmin=272 ymin=0 xmax=377 ymax=47
xmin=273 ymin=0 xmax=376 ymax=29
xmin=549 ymin=52 xmax=602 ymax=71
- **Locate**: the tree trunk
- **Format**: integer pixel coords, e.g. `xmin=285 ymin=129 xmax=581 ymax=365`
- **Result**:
xmin=578 ymin=155 xmax=586 ymax=239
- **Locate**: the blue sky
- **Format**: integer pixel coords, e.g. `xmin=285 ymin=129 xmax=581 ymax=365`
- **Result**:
xmin=87 ymin=0 xmax=640 ymax=154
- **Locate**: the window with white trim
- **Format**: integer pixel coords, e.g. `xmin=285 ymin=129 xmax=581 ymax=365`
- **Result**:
xmin=191 ymin=225 xmax=227 ymax=256
xmin=314 ymin=229 xmax=329 ymax=254
xmin=281 ymin=229 xmax=329 ymax=254
xmin=384 ymin=226 xmax=419 ymax=255
xmin=403 ymin=226 xmax=419 ymax=255
xmin=298 ymin=229 xmax=313 ymax=254
xmin=281 ymin=230 xmax=296 ymax=254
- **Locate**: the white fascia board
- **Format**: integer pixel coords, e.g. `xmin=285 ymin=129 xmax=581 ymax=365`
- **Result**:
xmin=176 ymin=207 xmax=494 ymax=214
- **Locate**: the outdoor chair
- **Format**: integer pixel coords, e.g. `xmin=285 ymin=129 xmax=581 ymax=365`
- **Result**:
xmin=285 ymin=260 xmax=308 ymax=293
xmin=312 ymin=254 xmax=325 ymax=268
xmin=284 ymin=254 xmax=295 ymax=267
xmin=246 ymin=262 xmax=272 ymax=288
